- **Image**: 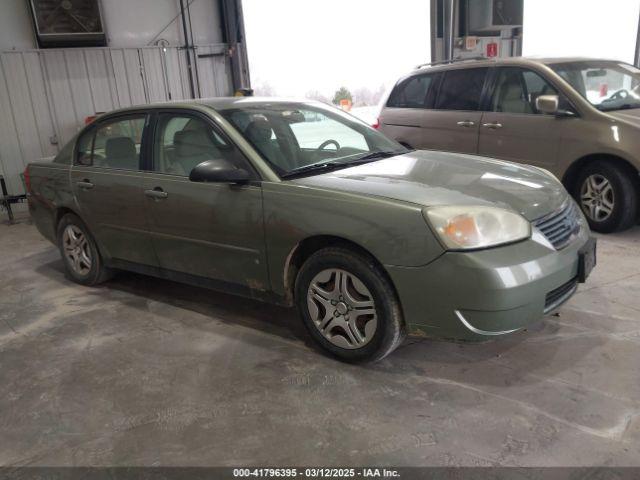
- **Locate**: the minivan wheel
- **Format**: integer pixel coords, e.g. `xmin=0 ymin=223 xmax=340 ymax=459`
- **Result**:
xmin=57 ymin=213 xmax=114 ymax=286
xmin=294 ymin=247 xmax=405 ymax=363
xmin=575 ymin=161 xmax=638 ymax=233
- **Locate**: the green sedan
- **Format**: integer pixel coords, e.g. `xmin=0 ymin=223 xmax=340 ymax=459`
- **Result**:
xmin=26 ymin=98 xmax=596 ymax=362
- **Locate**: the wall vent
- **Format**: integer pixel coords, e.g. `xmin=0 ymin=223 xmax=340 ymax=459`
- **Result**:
xmin=28 ymin=0 xmax=106 ymax=48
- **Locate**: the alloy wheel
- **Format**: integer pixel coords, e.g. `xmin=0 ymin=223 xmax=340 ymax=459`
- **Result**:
xmin=62 ymin=225 xmax=92 ymax=276
xmin=307 ymin=268 xmax=378 ymax=349
xmin=580 ymin=174 xmax=615 ymax=222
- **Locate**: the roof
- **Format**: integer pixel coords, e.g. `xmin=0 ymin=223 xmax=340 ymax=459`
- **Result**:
xmin=410 ymin=56 xmax=626 ymax=74
xmin=195 ymin=96 xmax=322 ymax=110
xmin=91 ymin=97 xmax=325 ymax=118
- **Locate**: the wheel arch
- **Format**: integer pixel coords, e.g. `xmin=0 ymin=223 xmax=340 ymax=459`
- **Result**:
xmin=282 ymin=235 xmax=401 ymax=308
xmin=53 ymin=206 xmax=109 ymax=260
xmin=562 ymin=153 xmax=640 ymax=194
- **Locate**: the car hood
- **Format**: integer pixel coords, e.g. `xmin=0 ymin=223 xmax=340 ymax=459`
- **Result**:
xmin=607 ymin=108 xmax=640 ymax=126
xmin=291 ymin=150 xmax=568 ymax=221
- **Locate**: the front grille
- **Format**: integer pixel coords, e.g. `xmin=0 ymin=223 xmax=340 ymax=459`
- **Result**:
xmin=544 ymin=277 xmax=578 ymax=313
xmin=533 ymin=200 xmax=581 ymax=250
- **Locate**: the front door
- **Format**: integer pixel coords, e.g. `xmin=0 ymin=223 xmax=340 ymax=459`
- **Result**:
xmin=71 ymin=113 xmax=157 ymax=266
xmin=141 ymin=111 xmax=269 ymax=292
xmin=478 ymin=67 xmax=563 ymax=169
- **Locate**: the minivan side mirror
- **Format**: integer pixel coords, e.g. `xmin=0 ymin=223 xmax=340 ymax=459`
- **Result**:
xmin=535 ymin=95 xmax=559 ymax=115
xmin=189 ymin=159 xmax=250 ymax=184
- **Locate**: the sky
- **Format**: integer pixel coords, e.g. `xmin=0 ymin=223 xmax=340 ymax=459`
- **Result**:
xmin=242 ymin=0 xmax=431 ymax=99
xmin=523 ymin=0 xmax=640 ymax=63
xmin=243 ymin=0 xmax=640 ymax=101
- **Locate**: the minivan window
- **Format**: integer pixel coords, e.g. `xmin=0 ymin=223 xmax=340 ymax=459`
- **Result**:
xmin=435 ymin=68 xmax=488 ymax=111
xmin=491 ymin=67 xmax=559 ymax=114
xmin=387 ymin=74 xmax=436 ymax=108
xmin=551 ymin=61 xmax=640 ymax=111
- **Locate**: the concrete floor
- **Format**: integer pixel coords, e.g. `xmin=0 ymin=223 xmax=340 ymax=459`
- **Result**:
xmin=1 ymin=210 xmax=639 ymax=467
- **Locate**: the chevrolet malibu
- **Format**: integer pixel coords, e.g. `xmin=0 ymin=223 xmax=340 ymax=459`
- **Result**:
xmin=26 ymin=98 xmax=596 ymax=362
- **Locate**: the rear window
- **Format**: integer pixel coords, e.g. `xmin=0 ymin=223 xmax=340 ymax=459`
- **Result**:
xmin=387 ymin=74 xmax=437 ymax=108
xmin=435 ymin=68 xmax=488 ymax=111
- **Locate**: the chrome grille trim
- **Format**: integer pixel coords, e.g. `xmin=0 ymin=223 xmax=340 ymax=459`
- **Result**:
xmin=533 ymin=200 xmax=581 ymax=250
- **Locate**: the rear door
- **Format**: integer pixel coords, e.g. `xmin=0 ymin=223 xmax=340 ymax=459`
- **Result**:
xmin=478 ymin=67 xmax=563 ymax=169
xmin=420 ymin=67 xmax=490 ymax=154
xmin=71 ymin=113 xmax=157 ymax=266
xmin=141 ymin=110 xmax=269 ymax=291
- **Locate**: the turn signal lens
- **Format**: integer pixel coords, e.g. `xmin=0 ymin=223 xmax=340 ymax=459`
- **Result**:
xmin=424 ymin=206 xmax=531 ymax=250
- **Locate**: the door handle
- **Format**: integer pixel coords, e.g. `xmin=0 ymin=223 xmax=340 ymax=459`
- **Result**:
xmin=482 ymin=122 xmax=503 ymax=129
xmin=76 ymin=180 xmax=94 ymax=190
xmin=456 ymin=120 xmax=475 ymax=127
xmin=145 ymin=188 xmax=168 ymax=200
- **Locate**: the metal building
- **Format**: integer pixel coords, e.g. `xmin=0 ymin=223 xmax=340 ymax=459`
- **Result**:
xmin=0 ymin=0 xmax=249 ymax=196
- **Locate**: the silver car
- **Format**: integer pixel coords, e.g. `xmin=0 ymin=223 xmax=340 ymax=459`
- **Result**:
xmin=378 ymin=57 xmax=640 ymax=233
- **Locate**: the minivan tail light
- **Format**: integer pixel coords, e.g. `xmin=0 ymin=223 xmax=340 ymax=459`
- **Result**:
xmin=372 ymin=118 xmax=380 ymax=129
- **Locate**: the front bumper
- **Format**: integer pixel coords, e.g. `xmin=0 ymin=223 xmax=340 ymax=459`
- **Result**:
xmin=385 ymin=225 xmax=592 ymax=341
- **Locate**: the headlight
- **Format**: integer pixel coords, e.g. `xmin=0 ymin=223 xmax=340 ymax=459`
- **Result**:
xmin=424 ymin=206 xmax=531 ymax=250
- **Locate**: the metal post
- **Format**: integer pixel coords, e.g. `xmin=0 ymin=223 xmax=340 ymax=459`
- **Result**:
xmin=430 ymin=0 xmax=437 ymax=62
xmin=220 ymin=0 xmax=251 ymax=92
xmin=0 ymin=176 xmax=14 ymax=224
xmin=443 ymin=0 xmax=456 ymax=61
xmin=179 ymin=0 xmax=197 ymax=99
xmin=635 ymin=9 xmax=640 ymax=67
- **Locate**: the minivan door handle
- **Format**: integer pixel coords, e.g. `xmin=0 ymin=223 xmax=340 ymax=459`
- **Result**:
xmin=145 ymin=187 xmax=168 ymax=200
xmin=76 ymin=180 xmax=94 ymax=190
xmin=482 ymin=122 xmax=503 ymax=129
xmin=456 ymin=120 xmax=475 ymax=127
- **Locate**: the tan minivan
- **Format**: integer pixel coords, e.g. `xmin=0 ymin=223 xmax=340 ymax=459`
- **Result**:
xmin=378 ymin=57 xmax=640 ymax=232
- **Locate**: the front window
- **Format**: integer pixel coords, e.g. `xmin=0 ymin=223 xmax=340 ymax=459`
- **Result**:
xmin=153 ymin=114 xmax=249 ymax=176
xmin=550 ymin=61 xmax=640 ymax=111
xmin=220 ymin=103 xmax=408 ymax=178
xmin=491 ymin=67 xmax=560 ymax=114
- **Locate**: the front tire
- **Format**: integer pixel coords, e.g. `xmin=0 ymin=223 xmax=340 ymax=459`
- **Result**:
xmin=57 ymin=213 xmax=113 ymax=286
xmin=574 ymin=161 xmax=638 ymax=233
xmin=294 ymin=247 xmax=405 ymax=363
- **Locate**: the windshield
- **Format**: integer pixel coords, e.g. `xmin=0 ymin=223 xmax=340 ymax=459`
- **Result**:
xmin=550 ymin=61 xmax=640 ymax=111
xmin=220 ymin=103 xmax=408 ymax=177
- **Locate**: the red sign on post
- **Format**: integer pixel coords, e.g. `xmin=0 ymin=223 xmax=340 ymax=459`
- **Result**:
xmin=486 ymin=42 xmax=498 ymax=58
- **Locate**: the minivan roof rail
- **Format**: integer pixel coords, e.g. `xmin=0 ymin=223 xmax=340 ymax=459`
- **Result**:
xmin=415 ymin=56 xmax=488 ymax=69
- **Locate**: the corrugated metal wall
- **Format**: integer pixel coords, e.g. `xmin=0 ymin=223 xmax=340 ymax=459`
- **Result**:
xmin=0 ymin=44 xmax=233 ymax=195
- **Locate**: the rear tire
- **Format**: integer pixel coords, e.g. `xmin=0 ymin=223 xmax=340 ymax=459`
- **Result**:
xmin=57 ymin=213 xmax=114 ymax=286
xmin=294 ymin=247 xmax=405 ymax=363
xmin=574 ymin=161 xmax=638 ymax=233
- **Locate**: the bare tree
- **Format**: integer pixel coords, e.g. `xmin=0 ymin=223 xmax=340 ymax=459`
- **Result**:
xmin=253 ymin=82 xmax=277 ymax=97
xmin=305 ymin=90 xmax=330 ymax=104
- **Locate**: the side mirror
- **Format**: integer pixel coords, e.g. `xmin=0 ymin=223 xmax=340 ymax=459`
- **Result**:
xmin=535 ymin=95 xmax=559 ymax=115
xmin=189 ymin=159 xmax=250 ymax=184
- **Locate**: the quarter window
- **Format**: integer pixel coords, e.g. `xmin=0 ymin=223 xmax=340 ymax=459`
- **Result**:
xmin=435 ymin=68 xmax=488 ymax=111
xmin=387 ymin=74 xmax=436 ymax=108
xmin=76 ymin=129 xmax=94 ymax=166
xmin=77 ymin=116 xmax=146 ymax=170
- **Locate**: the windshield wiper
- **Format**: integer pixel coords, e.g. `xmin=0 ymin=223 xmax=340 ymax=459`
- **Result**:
xmin=598 ymin=103 xmax=640 ymax=112
xmin=281 ymin=151 xmax=400 ymax=179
